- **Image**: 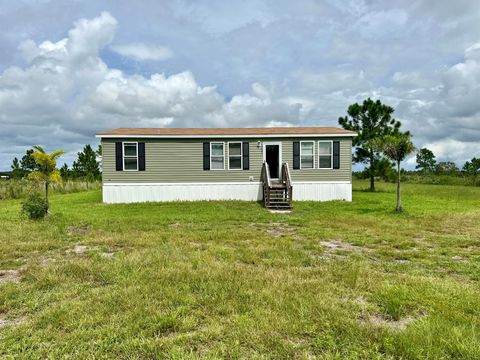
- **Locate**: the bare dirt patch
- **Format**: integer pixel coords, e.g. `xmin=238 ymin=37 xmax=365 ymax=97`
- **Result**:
xmin=65 ymin=245 xmax=101 ymax=255
xmin=0 ymin=269 xmax=21 ymax=284
xmin=365 ymin=314 xmax=420 ymax=331
xmin=319 ymin=240 xmax=372 ymax=258
xmin=252 ymin=222 xmax=297 ymax=238
xmin=38 ymin=257 xmax=58 ymax=267
xmin=268 ymin=209 xmax=292 ymax=214
xmin=100 ymin=252 xmax=115 ymax=258
xmin=0 ymin=316 xmax=26 ymax=328
xmin=66 ymin=245 xmax=88 ymax=254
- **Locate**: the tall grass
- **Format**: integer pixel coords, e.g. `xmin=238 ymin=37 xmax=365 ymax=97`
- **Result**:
xmin=401 ymin=173 xmax=480 ymax=186
xmin=354 ymin=172 xmax=480 ymax=187
xmin=0 ymin=179 xmax=101 ymax=200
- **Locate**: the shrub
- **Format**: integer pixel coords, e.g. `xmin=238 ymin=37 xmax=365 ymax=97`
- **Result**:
xmin=22 ymin=193 xmax=47 ymax=220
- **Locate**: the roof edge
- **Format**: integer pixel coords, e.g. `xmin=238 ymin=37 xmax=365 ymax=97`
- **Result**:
xmin=95 ymin=133 xmax=357 ymax=139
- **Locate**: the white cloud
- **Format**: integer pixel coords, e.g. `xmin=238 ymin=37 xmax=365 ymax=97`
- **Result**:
xmin=0 ymin=12 xmax=301 ymax=167
xmin=423 ymin=139 xmax=479 ymax=165
xmin=0 ymin=2 xmax=479 ymax=170
xmin=111 ymin=43 xmax=173 ymax=61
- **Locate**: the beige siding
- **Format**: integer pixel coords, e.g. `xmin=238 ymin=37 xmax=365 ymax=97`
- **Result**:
xmin=101 ymin=137 xmax=352 ymax=183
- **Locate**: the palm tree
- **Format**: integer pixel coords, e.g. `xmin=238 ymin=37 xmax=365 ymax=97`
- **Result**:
xmin=371 ymin=134 xmax=415 ymax=212
xmin=28 ymin=146 xmax=64 ymax=213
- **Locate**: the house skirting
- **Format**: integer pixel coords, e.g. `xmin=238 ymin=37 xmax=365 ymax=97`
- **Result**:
xmin=102 ymin=181 xmax=352 ymax=203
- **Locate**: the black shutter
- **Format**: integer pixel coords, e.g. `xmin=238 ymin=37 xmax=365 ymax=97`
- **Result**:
xmin=333 ymin=141 xmax=340 ymax=169
xmin=242 ymin=142 xmax=249 ymax=170
xmin=115 ymin=142 xmax=123 ymax=171
xmin=203 ymin=142 xmax=210 ymax=170
xmin=138 ymin=142 xmax=146 ymax=171
xmin=293 ymin=141 xmax=300 ymax=169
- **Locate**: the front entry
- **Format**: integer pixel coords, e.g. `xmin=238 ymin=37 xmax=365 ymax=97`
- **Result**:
xmin=264 ymin=143 xmax=281 ymax=179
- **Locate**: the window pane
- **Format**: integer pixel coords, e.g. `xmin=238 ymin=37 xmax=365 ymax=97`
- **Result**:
xmin=211 ymin=157 xmax=224 ymax=169
xmin=318 ymin=142 xmax=331 ymax=154
xmin=124 ymin=158 xmax=137 ymax=170
xmin=124 ymin=144 xmax=137 ymax=156
xmin=301 ymin=156 xmax=314 ymax=169
xmin=211 ymin=143 xmax=224 ymax=156
xmin=229 ymin=143 xmax=241 ymax=156
xmin=301 ymin=142 xmax=314 ymax=156
xmin=229 ymin=157 xmax=241 ymax=169
xmin=319 ymin=156 xmax=331 ymax=168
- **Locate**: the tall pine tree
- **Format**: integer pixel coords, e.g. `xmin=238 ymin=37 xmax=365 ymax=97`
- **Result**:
xmin=339 ymin=98 xmax=403 ymax=191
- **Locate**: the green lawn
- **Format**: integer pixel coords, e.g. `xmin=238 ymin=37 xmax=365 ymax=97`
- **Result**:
xmin=0 ymin=181 xmax=479 ymax=359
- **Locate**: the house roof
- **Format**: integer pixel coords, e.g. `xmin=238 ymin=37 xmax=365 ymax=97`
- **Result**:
xmin=96 ymin=127 xmax=357 ymax=138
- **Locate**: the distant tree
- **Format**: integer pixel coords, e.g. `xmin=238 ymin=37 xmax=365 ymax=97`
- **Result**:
xmin=20 ymin=149 xmax=39 ymax=173
xmin=374 ymin=158 xmax=397 ymax=182
xmin=415 ymin=148 xmax=436 ymax=173
xmin=10 ymin=157 xmax=23 ymax=179
xmin=9 ymin=149 xmax=40 ymax=178
xmin=339 ymin=98 xmax=403 ymax=192
xmin=371 ymin=133 xmax=415 ymax=212
xmin=72 ymin=144 xmax=101 ymax=181
xmin=462 ymin=157 xmax=480 ymax=177
xmin=436 ymin=161 xmax=459 ymax=174
xmin=59 ymin=163 xmax=72 ymax=180
xmin=28 ymin=146 xmax=64 ymax=213
xmin=96 ymin=144 xmax=103 ymax=174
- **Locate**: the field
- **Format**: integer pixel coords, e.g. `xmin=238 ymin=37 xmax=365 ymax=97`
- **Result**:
xmin=0 ymin=181 xmax=479 ymax=359
xmin=0 ymin=179 xmax=101 ymax=200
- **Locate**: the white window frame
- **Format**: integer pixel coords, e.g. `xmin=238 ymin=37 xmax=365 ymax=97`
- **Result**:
xmin=122 ymin=142 xmax=138 ymax=171
xmin=300 ymin=141 xmax=315 ymax=170
xmin=318 ymin=140 xmax=333 ymax=170
xmin=228 ymin=142 xmax=243 ymax=170
xmin=210 ymin=142 xmax=225 ymax=171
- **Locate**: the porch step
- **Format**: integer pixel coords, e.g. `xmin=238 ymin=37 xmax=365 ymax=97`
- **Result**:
xmin=262 ymin=162 xmax=293 ymax=210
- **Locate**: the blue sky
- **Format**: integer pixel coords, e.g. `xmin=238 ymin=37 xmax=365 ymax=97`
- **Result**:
xmin=0 ymin=0 xmax=479 ymax=170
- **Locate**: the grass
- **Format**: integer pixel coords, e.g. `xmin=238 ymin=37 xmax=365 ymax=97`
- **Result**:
xmin=0 ymin=180 xmax=479 ymax=358
xmin=0 ymin=179 xmax=101 ymax=200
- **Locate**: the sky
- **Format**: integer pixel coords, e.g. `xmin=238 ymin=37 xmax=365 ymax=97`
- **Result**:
xmin=0 ymin=0 xmax=479 ymax=170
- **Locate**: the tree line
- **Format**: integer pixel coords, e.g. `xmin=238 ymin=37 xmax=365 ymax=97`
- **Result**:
xmin=339 ymin=98 xmax=479 ymax=188
xmin=10 ymin=144 xmax=101 ymax=181
xmin=415 ymin=148 xmax=480 ymax=177
xmin=338 ymin=98 xmax=479 ymax=211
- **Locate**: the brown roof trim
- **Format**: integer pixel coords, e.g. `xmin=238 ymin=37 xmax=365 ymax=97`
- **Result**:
xmin=96 ymin=127 xmax=357 ymax=138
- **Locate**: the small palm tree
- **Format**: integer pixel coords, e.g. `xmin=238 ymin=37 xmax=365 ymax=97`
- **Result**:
xmin=28 ymin=146 xmax=64 ymax=213
xmin=371 ymin=134 xmax=415 ymax=212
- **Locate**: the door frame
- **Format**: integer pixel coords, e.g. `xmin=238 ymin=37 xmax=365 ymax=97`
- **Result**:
xmin=263 ymin=142 xmax=282 ymax=180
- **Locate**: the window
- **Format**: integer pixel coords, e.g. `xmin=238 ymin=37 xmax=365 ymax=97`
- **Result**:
xmin=123 ymin=142 xmax=138 ymax=171
xmin=318 ymin=141 xmax=332 ymax=169
xmin=300 ymin=141 xmax=314 ymax=169
xmin=210 ymin=142 xmax=225 ymax=170
xmin=228 ymin=142 xmax=242 ymax=170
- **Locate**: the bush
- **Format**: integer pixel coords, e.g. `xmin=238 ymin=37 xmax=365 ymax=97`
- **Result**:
xmin=22 ymin=193 xmax=47 ymax=220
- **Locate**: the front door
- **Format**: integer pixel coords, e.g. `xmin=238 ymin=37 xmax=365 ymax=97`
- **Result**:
xmin=265 ymin=143 xmax=280 ymax=179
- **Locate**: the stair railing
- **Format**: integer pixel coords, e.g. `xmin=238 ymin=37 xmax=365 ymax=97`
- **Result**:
xmin=262 ymin=161 xmax=272 ymax=207
xmin=281 ymin=162 xmax=293 ymax=206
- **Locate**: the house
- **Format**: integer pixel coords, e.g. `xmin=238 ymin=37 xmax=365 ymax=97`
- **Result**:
xmin=96 ymin=127 xmax=357 ymax=207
